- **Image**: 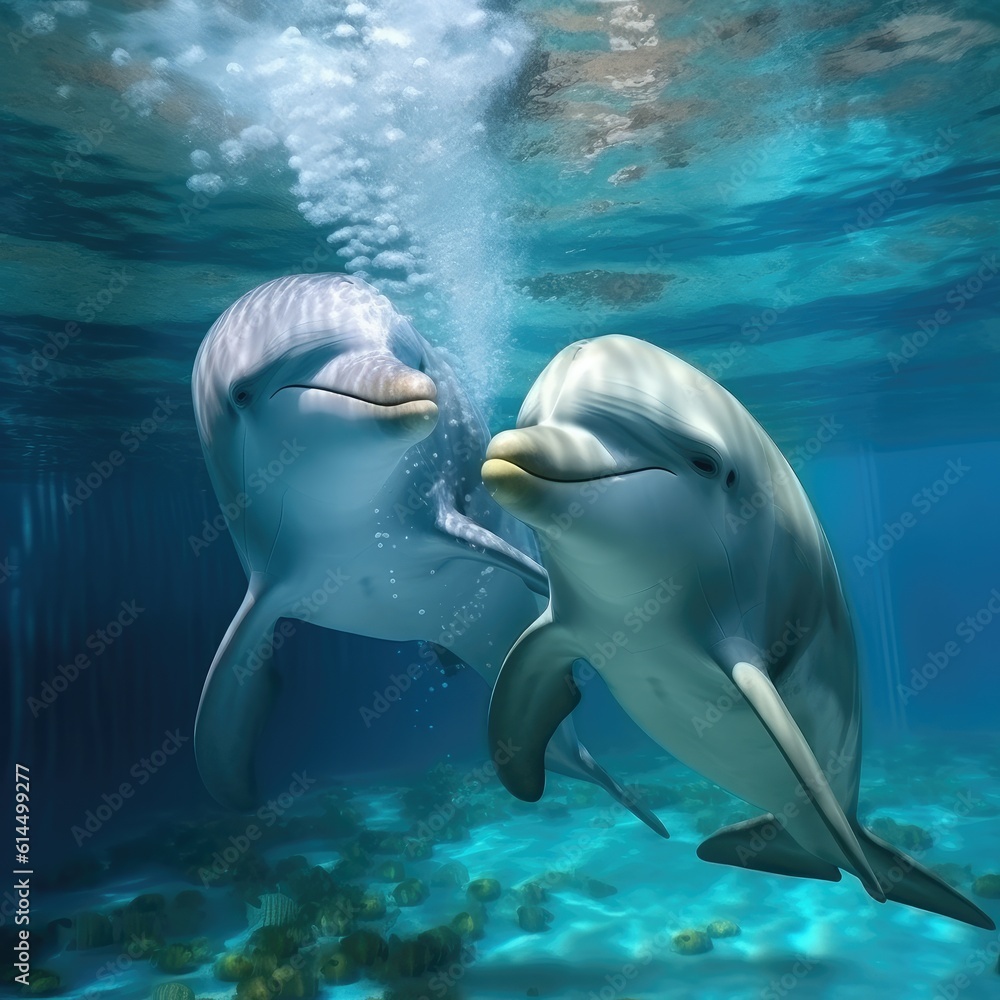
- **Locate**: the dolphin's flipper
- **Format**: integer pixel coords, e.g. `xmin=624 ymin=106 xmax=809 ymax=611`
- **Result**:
xmin=853 ymin=824 xmax=996 ymax=930
xmin=697 ymin=814 xmax=843 ymax=881
xmin=724 ymin=661 xmax=886 ymax=902
xmin=489 ymin=618 xmax=668 ymax=838
xmin=436 ymin=504 xmax=548 ymax=596
xmin=195 ymin=572 xmax=283 ymax=811
xmin=545 ymin=717 xmax=670 ymax=839
xmin=489 ymin=617 xmax=584 ymax=801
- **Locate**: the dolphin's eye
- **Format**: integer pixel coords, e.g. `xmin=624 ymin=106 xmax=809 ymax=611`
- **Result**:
xmin=692 ymin=456 xmax=717 ymax=476
xmin=233 ymin=386 xmax=250 ymax=407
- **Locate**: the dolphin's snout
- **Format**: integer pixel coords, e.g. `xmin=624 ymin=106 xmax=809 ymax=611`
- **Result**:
xmin=481 ymin=457 xmax=534 ymax=511
xmin=305 ymin=353 xmax=437 ymax=407
xmin=483 ymin=424 xmax=618 ymax=520
xmin=270 ymin=352 xmax=439 ymax=442
xmin=378 ymin=364 xmax=437 ymax=407
xmin=484 ymin=425 xmax=616 ymax=482
xmin=360 ymin=359 xmax=438 ymax=439
xmin=376 ymin=398 xmax=439 ymax=439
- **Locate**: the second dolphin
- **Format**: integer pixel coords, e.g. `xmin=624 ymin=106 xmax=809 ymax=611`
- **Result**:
xmin=191 ymin=275 xmax=665 ymax=837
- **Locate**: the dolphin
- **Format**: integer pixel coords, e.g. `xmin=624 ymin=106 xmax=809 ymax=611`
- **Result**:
xmin=191 ymin=275 xmax=665 ymax=837
xmin=482 ymin=334 xmax=994 ymax=929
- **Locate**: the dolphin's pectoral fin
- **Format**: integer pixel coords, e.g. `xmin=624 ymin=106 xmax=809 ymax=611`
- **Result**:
xmin=435 ymin=505 xmax=548 ymax=596
xmin=723 ymin=660 xmax=885 ymax=902
xmin=488 ymin=627 xmax=668 ymax=837
xmin=195 ymin=572 xmax=284 ymax=811
xmin=853 ymin=824 xmax=996 ymax=930
xmin=559 ymin=734 xmax=670 ymax=839
xmin=697 ymin=815 xmax=842 ymax=881
xmin=488 ymin=617 xmax=580 ymax=802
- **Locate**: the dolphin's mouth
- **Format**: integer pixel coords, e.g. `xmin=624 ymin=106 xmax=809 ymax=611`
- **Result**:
xmin=484 ymin=425 xmax=675 ymax=484
xmin=482 ymin=459 xmax=675 ymax=485
xmin=271 ymin=384 xmax=437 ymax=409
xmin=482 ymin=457 xmax=677 ymax=516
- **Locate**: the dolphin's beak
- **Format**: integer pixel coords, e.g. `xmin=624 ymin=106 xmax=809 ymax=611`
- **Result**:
xmin=481 ymin=456 xmax=535 ymax=511
xmin=271 ymin=358 xmax=439 ymax=438
xmin=482 ymin=424 xmax=617 ymax=515
xmin=272 ymin=359 xmax=436 ymax=405
xmin=484 ymin=425 xmax=617 ymax=481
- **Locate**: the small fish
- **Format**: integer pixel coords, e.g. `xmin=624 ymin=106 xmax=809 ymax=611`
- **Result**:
xmin=246 ymin=892 xmax=299 ymax=930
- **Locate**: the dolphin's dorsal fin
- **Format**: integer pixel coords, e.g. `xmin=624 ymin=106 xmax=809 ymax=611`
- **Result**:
xmin=435 ymin=502 xmax=548 ymax=597
xmin=722 ymin=659 xmax=884 ymax=901
xmin=194 ymin=572 xmax=285 ymax=811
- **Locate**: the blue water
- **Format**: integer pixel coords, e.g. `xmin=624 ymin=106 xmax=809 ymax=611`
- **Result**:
xmin=2 ymin=0 xmax=1000 ymax=996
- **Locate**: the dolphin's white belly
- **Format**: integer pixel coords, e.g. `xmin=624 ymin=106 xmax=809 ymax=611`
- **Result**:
xmin=261 ymin=514 xmax=540 ymax=681
xmin=287 ymin=540 xmax=504 ymax=637
xmin=600 ymin=641 xmax=781 ymax=804
xmin=592 ymin=634 xmax=844 ymax=861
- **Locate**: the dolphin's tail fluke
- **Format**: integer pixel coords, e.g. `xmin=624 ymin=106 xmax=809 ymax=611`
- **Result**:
xmin=853 ymin=823 xmax=996 ymax=930
xmin=194 ymin=572 xmax=283 ymax=811
xmin=698 ymin=815 xmax=995 ymax=930
xmin=544 ymin=717 xmax=669 ymax=839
